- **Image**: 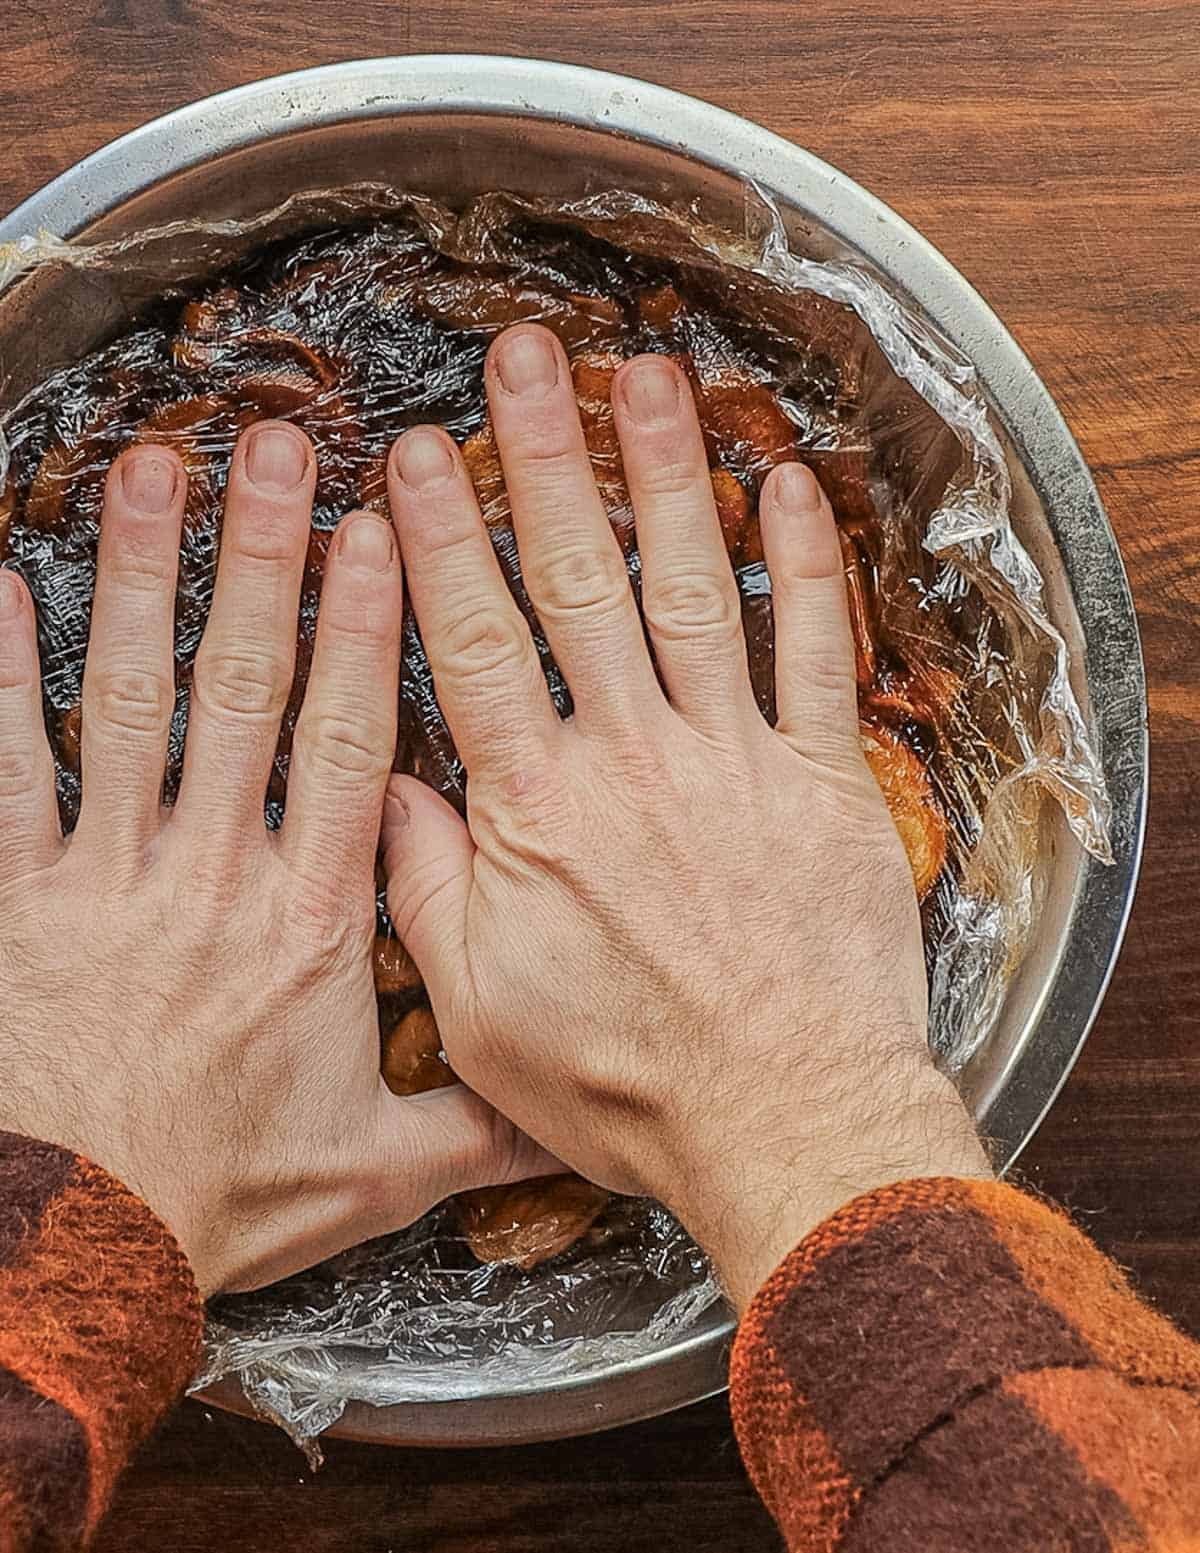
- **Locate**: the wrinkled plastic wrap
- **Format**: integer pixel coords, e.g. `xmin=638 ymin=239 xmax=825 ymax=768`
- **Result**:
xmin=0 ymin=183 xmax=1111 ymax=1447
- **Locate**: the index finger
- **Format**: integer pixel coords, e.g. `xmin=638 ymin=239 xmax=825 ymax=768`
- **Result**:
xmin=386 ymin=426 xmax=559 ymax=777
xmin=280 ymin=510 xmax=405 ymax=894
xmin=759 ymin=463 xmax=860 ymax=759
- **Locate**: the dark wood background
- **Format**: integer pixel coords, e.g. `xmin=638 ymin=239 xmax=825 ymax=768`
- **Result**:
xmin=1 ymin=2 xmax=1197 ymax=1548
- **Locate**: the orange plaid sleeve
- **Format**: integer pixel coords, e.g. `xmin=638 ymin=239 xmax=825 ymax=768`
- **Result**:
xmin=0 ymin=1130 xmax=202 ymax=1552
xmin=730 ymin=1177 xmax=1200 ymax=1550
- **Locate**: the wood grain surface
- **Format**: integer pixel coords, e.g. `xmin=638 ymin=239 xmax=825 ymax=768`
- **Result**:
xmin=1 ymin=2 xmax=1197 ymax=1548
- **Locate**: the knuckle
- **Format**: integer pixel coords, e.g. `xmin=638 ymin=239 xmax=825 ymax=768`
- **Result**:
xmin=0 ymin=745 xmax=38 ymax=799
xmin=176 ymin=852 xmax=242 ymax=926
xmin=608 ymin=730 xmax=670 ymax=780
xmin=441 ymin=609 xmax=531 ymax=679
xmin=109 ymin=549 xmax=176 ymax=594
xmin=638 ymin=462 xmax=705 ymax=502
xmin=491 ymin=756 xmax=571 ymax=828
xmin=228 ymin=514 xmax=308 ymax=566
xmin=532 ymin=544 xmax=629 ymax=616
xmin=418 ymin=518 xmax=484 ymax=561
xmin=234 ymin=533 xmax=302 ymax=566
xmin=317 ymin=605 xmax=394 ymax=648
xmin=801 ymin=655 xmax=859 ymax=702
xmin=92 ymin=668 xmax=173 ymax=734
xmin=776 ymin=711 xmax=861 ymax=770
xmin=506 ymin=433 xmax=577 ymax=474
xmin=0 ymin=663 xmax=32 ymax=694
xmin=302 ymin=712 xmax=393 ymax=782
xmin=289 ymin=881 xmax=369 ymax=944
xmin=643 ymin=572 xmax=741 ymax=639
xmin=195 ymin=645 xmax=291 ymax=720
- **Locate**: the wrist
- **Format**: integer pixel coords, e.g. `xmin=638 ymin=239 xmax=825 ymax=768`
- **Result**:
xmin=653 ymin=1063 xmax=990 ymax=1311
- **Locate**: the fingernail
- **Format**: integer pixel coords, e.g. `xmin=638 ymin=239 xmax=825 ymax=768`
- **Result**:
xmin=620 ymin=356 xmax=681 ymax=426
xmin=394 ymin=429 xmax=455 ymax=490
xmin=0 ymin=569 xmax=21 ymax=620
xmin=121 ymin=449 xmax=179 ymax=514
xmin=773 ymin=462 xmax=821 ymax=510
xmin=245 ymin=423 xmax=308 ymax=493
xmin=494 ymin=329 xmax=558 ymax=396
xmin=339 ymin=514 xmax=395 ymax=572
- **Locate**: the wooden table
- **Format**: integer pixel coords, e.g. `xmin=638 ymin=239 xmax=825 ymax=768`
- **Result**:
xmin=3 ymin=4 xmax=1197 ymax=1547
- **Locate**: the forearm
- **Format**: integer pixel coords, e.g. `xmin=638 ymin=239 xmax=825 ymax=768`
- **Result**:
xmin=731 ymin=1177 xmax=1200 ymax=1549
xmin=0 ymin=1131 xmax=202 ymax=1552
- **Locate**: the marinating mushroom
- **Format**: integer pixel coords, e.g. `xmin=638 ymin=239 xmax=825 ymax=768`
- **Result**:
xmin=0 ymin=477 xmax=13 ymax=560
xmin=173 ymin=286 xmax=246 ymax=368
xmin=460 ymin=420 xmax=507 ymax=522
xmin=25 ymin=430 xmax=107 ymax=531
xmin=457 ymin=1177 xmax=613 ymax=1270
xmin=234 ymin=328 xmax=341 ymax=390
xmin=861 ymin=723 xmax=948 ymax=900
xmin=58 ymin=702 xmax=83 ymax=773
xmin=387 ymin=269 xmax=626 ymax=352
xmin=868 ymin=661 xmax=964 ymax=731
xmin=358 ymin=457 xmax=388 ymax=516
xmin=841 ymin=529 xmax=878 ymax=692
xmin=689 ymin=367 xmax=798 ymax=476
xmin=382 ymin=1007 xmax=455 ymax=1097
xmin=570 ymin=353 xmax=637 ymax=552
xmin=636 ymin=283 xmax=685 ymax=334
xmin=709 ymin=466 xmax=759 ymax=567
xmin=373 ymin=933 xmax=424 ymax=997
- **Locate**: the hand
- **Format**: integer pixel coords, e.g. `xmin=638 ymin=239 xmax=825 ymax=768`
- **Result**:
xmin=0 ymin=423 xmax=552 ymax=1296
xmin=382 ymin=326 xmax=989 ymax=1310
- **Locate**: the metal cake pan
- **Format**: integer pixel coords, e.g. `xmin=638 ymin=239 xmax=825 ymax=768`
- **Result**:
xmin=0 ymin=56 xmax=1147 ymax=1446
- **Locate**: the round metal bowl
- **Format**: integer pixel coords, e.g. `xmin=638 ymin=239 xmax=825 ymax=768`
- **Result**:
xmin=0 ymin=56 xmax=1146 ymax=1446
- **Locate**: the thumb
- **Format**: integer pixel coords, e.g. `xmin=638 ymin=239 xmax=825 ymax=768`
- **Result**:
xmin=385 ymin=1084 xmax=562 ymax=1215
xmin=381 ymin=773 xmax=473 ymax=1000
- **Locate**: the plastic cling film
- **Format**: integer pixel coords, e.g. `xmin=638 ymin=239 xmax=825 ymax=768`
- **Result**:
xmin=0 ymin=183 xmax=1110 ymax=1443
xmin=194 ymin=1200 xmax=721 ymax=1459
